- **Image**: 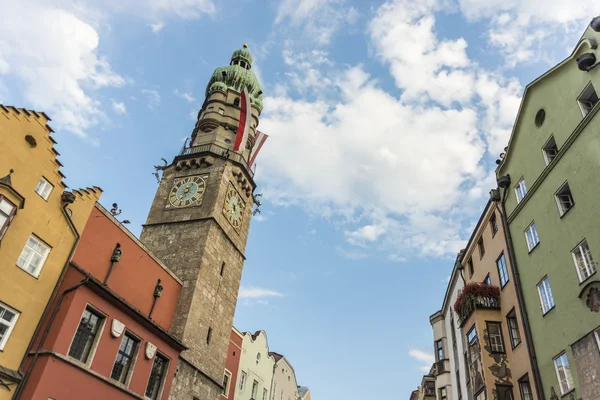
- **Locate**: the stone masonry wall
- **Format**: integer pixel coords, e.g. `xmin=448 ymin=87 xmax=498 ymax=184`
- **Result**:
xmin=572 ymin=331 xmax=600 ymax=400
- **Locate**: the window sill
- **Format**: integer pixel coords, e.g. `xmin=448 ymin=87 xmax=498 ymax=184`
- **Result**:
xmin=527 ymin=243 xmax=540 ymax=254
xmin=541 ymin=305 xmax=555 ymax=317
xmin=510 ymin=341 xmax=522 ymax=351
xmin=500 ymin=281 xmax=509 ymax=290
xmin=579 ymin=271 xmax=597 ymax=285
xmin=560 ymin=388 xmax=575 ymax=398
xmin=559 ymin=205 xmax=574 ymax=219
xmin=15 ymin=265 xmax=40 ymax=280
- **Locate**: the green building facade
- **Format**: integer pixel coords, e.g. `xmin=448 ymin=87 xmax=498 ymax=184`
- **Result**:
xmin=497 ymin=17 xmax=600 ymax=400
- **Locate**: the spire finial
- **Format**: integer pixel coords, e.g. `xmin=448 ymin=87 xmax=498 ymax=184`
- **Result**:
xmin=243 ymin=43 xmax=248 ymax=49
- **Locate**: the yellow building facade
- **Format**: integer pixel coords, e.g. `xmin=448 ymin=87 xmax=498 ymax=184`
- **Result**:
xmin=0 ymin=105 xmax=100 ymax=398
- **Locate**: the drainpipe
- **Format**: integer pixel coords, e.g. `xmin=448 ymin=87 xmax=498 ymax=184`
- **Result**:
xmin=103 ymin=243 xmax=123 ymax=285
xmin=13 ymin=276 xmax=90 ymax=399
xmin=493 ymin=178 xmax=545 ymax=400
xmin=14 ymin=192 xmax=80 ymax=399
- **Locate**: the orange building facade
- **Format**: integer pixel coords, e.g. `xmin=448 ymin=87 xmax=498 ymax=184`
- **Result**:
xmin=18 ymin=203 xmax=186 ymax=399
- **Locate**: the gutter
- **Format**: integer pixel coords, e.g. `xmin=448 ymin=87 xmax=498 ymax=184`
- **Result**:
xmin=494 ymin=187 xmax=545 ymax=400
xmin=14 ymin=193 xmax=80 ymax=399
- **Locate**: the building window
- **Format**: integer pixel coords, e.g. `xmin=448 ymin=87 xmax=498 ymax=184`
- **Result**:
xmin=35 ymin=177 xmax=53 ymax=200
xmin=553 ymin=352 xmax=574 ymax=395
xmin=490 ymin=213 xmax=499 ymax=236
xmin=555 ymin=182 xmax=574 ymax=216
xmin=486 ymin=322 xmax=505 ymax=353
xmin=506 ymin=310 xmax=521 ymax=349
xmin=218 ymin=108 xmax=225 ymax=115
xmin=16 ymin=235 xmax=51 ymax=277
xmin=435 ymin=339 xmax=444 ymax=361
xmin=439 ymin=387 xmax=448 ymax=400
xmin=220 ymin=262 xmax=226 ymax=276
xmin=467 ymin=325 xmax=480 ymax=368
xmin=423 ymin=381 xmax=435 ymax=396
xmin=256 ymin=352 xmax=261 ymax=365
xmin=145 ymin=353 xmax=169 ymax=400
xmin=496 ymin=385 xmax=514 ymax=400
xmin=0 ymin=196 xmax=17 ymax=240
xmin=577 ymin=82 xmax=599 ymax=117
xmin=478 ymin=237 xmax=485 ymax=258
xmin=68 ymin=307 xmax=104 ymax=363
xmin=518 ymin=375 xmax=533 ymax=400
xmin=572 ymin=239 xmax=596 ymax=282
xmin=468 ymin=258 xmax=474 ymax=277
xmin=234 ymin=97 xmax=240 ymax=107
xmin=496 ymin=253 xmax=509 ymax=287
xmin=222 ymin=370 xmax=232 ymax=398
xmin=110 ymin=332 xmax=140 ymax=384
xmin=515 ymin=178 xmax=527 ymax=203
xmin=251 ymin=380 xmax=258 ymax=399
xmin=534 ymin=109 xmax=546 ymax=127
xmin=525 ymin=222 xmax=539 ymax=252
xmin=263 ymin=388 xmax=268 ymax=400
xmin=537 ymin=277 xmax=555 ymax=314
xmin=206 ymin=327 xmax=212 ymax=344
xmin=542 ymin=136 xmax=558 ymax=165
xmin=0 ymin=301 xmax=19 ymax=351
xmin=474 ymin=389 xmax=486 ymax=400
xmin=239 ymin=370 xmax=247 ymax=391
xmin=483 ymin=274 xmax=491 ymax=285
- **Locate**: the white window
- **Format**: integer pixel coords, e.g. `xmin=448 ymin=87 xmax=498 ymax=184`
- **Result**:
xmin=251 ymin=380 xmax=258 ymax=399
xmin=0 ymin=196 xmax=17 ymax=239
xmin=35 ymin=177 xmax=53 ymax=200
xmin=515 ymin=178 xmax=527 ymax=203
xmin=0 ymin=301 xmax=20 ymax=350
xmin=239 ymin=370 xmax=247 ymax=391
xmin=17 ymin=235 xmax=51 ymax=277
xmin=525 ymin=222 xmax=539 ymax=251
xmin=577 ymin=82 xmax=599 ymax=117
xmin=222 ymin=370 xmax=232 ymax=398
xmin=553 ymin=352 xmax=574 ymax=395
xmin=555 ymin=182 xmax=574 ymax=216
xmin=572 ymin=240 xmax=596 ymax=282
xmin=262 ymin=388 xmax=268 ymax=400
xmin=537 ymin=277 xmax=555 ymax=314
xmin=542 ymin=136 xmax=558 ymax=165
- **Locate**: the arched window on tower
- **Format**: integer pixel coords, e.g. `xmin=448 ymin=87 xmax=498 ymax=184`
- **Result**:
xmin=233 ymin=97 xmax=240 ymax=107
xmin=240 ymin=61 xmax=246 ymax=68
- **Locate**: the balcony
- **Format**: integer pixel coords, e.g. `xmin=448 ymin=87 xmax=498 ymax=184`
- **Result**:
xmin=179 ymin=143 xmax=256 ymax=177
xmin=433 ymin=360 xmax=448 ymax=376
xmin=454 ymin=282 xmax=501 ymax=326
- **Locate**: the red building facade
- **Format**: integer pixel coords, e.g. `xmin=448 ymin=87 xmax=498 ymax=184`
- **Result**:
xmin=18 ymin=204 xmax=186 ymax=399
xmin=221 ymin=327 xmax=243 ymax=400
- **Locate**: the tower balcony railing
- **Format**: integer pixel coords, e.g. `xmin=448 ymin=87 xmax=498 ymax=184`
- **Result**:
xmin=454 ymin=282 xmax=501 ymax=326
xmin=179 ymin=142 xmax=256 ymax=178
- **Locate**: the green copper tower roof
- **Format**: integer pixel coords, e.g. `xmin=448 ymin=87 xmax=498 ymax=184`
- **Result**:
xmin=205 ymin=44 xmax=263 ymax=111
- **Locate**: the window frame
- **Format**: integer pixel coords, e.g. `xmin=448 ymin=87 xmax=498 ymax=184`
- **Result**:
xmin=35 ymin=176 xmax=54 ymax=200
xmin=490 ymin=213 xmax=499 ymax=236
xmin=16 ymin=234 xmax=51 ymax=278
xmin=537 ymin=276 xmax=555 ymax=315
xmin=478 ymin=237 xmax=485 ymax=259
xmin=110 ymin=330 xmax=141 ymax=386
xmin=495 ymin=384 xmax=514 ymax=400
xmin=467 ymin=325 xmax=480 ymax=368
xmin=468 ymin=258 xmax=474 ymax=278
xmin=486 ymin=321 xmax=506 ymax=354
xmin=239 ymin=370 xmax=247 ymax=391
xmin=0 ymin=301 xmax=20 ymax=351
xmin=435 ymin=339 xmax=444 ymax=361
xmin=571 ymin=239 xmax=596 ymax=283
xmin=553 ymin=352 xmax=575 ymax=395
xmin=518 ymin=375 xmax=533 ymax=400
xmin=439 ymin=387 xmax=448 ymax=400
xmin=251 ymin=379 xmax=258 ymax=399
xmin=0 ymin=195 xmax=17 ymax=241
xmin=67 ymin=305 xmax=106 ymax=366
xmin=577 ymin=82 xmax=599 ymax=117
xmin=222 ymin=369 xmax=232 ymax=398
xmin=524 ymin=222 xmax=539 ymax=252
xmin=554 ymin=181 xmax=575 ymax=216
xmin=542 ymin=135 xmax=558 ymax=166
xmin=506 ymin=309 xmax=521 ymax=349
xmin=145 ymin=352 xmax=170 ymax=400
xmin=515 ymin=178 xmax=527 ymax=203
xmin=496 ymin=253 xmax=510 ymax=288
xmin=483 ymin=274 xmax=492 ymax=285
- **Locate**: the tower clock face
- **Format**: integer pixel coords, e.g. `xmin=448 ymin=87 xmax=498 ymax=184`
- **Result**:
xmin=223 ymin=184 xmax=245 ymax=230
xmin=168 ymin=175 xmax=207 ymax=208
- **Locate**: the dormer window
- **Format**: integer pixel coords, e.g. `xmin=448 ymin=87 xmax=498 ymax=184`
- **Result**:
xmin=239 ymin=61 xmax=246 ymax=69
xmin=577 ymin=82 xmax=599 ymax=117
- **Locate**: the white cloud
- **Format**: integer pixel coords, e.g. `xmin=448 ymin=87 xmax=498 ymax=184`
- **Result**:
xmin=0 ymin=1 xmax=125 ymax=138
xmin=275 ymin=0 xmax=358 ymax=44
xmin=150 ymin=22 xmax=165 ymax=33
xmin=111 ymin=100 xmax=127 ymax=115
xmin=142 ymin=89 xmax=161 ymax=109
xmin=174 ymin=89 xmax=196 ymax=103
xmin=238 ymin=286 xmax=284 ymax=299
xmin=409 ymin=348 xmax=435 ymax=372
xmin=335 ymin=246 xmax=367 ymax=260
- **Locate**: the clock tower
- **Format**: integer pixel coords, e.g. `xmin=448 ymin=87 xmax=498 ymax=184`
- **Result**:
xmin=140 ymin=45 xmax=263 ymax=400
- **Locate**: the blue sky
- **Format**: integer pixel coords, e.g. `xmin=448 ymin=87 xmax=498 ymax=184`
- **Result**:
xmin=1 ymin=0 xmax=598 ymax=398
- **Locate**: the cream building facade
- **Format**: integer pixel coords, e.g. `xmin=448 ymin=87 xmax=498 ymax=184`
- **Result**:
xmin=270 ymin=353 xmax=299 ymax=400
xmin=235 ymin=331 xmax=275 ymax=400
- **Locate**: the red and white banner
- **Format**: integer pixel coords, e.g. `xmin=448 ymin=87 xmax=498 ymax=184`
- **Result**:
xmin=233 ymin=86 xmax=252 ymax=152
xmin=248 ymin=130 xmax=269 ymax=167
